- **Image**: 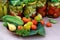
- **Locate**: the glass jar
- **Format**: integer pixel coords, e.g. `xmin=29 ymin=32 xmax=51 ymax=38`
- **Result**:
xmin=47 ymin=0 xmax=60 ymax=18
xmin=9 ymin=0 xmax=24 ymax=17
xmin=36 ymin=0 xmax=47 ymax=17
xmin=23 ymin=0 xmax=37 ymax=18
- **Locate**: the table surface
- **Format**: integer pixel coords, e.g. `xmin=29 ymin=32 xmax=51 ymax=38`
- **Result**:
xmin=0 ymin=17 xmax=60 ymax=40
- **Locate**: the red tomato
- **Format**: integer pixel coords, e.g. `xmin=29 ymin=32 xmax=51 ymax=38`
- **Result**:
xmin=18 ymin=26 xmax=23 ymax=30
xmin=59 ymin=8 xmax=60 ymax=11
xmin=38 ymin=10 xmax=44 ymax=14
xmin=49 ymin=6 xmax=55 ymax=10
xmin=37 ymin=7 xmax=44 ymax=13
xmin=53 ymin=13 xmax=59 ymax=18
xmin=40 ymin=12 xmax=46 ymax=17
xmin=48 ymin=9 xmax=54 ymax=15
xmin=37 ymin=10 xmax=46 ymax=17
xmin=46 ymin=22 xmax=52 ymax=27
xmin=41 ymin=6 xmax=46 ymax=11
xmin=31 ymin=25 xmax=37 ymax=30
xmin=54 ymin=8 xmax=59 ymax=13
xmin=37 ymin=9 xmax=42 ymax=13
xmin=40 ymin=20 xmax=45 ymax=26
xmin=22 ymin=17 xmax=27 ymax=23
xmin=32 ymin=20 xmax=38 ymax=25
xmin=37 ymin=6 xmax=46 ymax=12
xmin=22 ymin=17 xmax=31 ymax=23
xmin=37 ymin=6 xmax=46 ymax=17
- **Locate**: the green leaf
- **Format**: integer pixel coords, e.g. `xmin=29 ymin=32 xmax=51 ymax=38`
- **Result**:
xmin=38 ymin=27 xmax=45 ymax=36
xmin=16 ymin=29 xmax=30 ymax=37
xmin=29 ymin=30 xmax=37 ymax=36
xmin=37 ymin=23 xmax=45 ymax=36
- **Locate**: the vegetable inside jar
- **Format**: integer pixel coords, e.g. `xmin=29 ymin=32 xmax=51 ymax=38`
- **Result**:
xmin=36 ymin=0 xmax=47 ymax=17
xmin=9 ymin=0 xmax=24 ymax=17
xmin=47 ymin=0 xmax=60 ymax=18
xmin=23 ymin=0 xmax=37 ymax=18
